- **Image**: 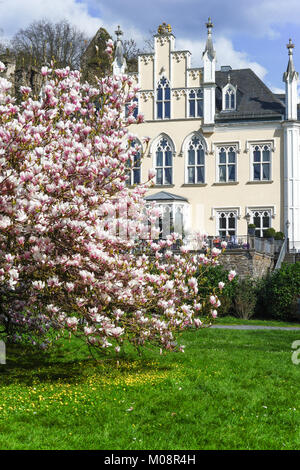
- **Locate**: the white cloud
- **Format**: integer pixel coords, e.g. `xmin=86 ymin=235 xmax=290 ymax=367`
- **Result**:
xmin=177 ymin=36 xmax=267 ymax=80
xmin=0 ymin=0 xmax=101 ymax=38
xmin=270 ymin=86 xmax=285 ymax=95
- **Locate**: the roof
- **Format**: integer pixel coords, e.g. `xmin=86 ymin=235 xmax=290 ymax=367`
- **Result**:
xmin=145 ymin=191 xmax=188 ymax=202
xmin=215 ymin=69 xmax=285 ymax=122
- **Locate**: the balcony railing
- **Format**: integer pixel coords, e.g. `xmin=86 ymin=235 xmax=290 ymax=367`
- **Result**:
xmin=207 ymin=235 xmax=284 ymax=255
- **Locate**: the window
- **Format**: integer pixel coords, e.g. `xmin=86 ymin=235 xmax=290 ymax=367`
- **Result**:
xmin=156 ymin=77 xmax=171 ymax=119
xmin=125 ymin=97 xmax=138 ymax=119
xmin=126 ymin=141 xmax=141 ymax=186
xmin=155 ymin=137 xmax=173 ymax=185
xmin=222 ymin=84 xmax=236 ymax=111
xmin=217 ymin=210 xmax=237 ymax=237
xmin=218 ymin=146 xmax=236 ymax=182
xmin=252 ymin=145 xmax=271 ymax=181
xmin=189 ymin=89 xmax=203 ymax=117
xmin=186 ymin=136 xmax=205 ymax=184
xmin=251 ymin=209 xmax=271 ymax=237
xmin=156 ymin=204 xmax=185 ymax=239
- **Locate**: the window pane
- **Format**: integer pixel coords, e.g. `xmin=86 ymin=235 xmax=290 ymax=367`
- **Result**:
xmin=225 ymin=92 xmax=230 ymax=109
xmin=263 ymin=216 xmax=270 ymax=228
xmin=134 ymin=153 xmax=141 ymax=166
xmin=188 ymin=167 xmax=195 ymax=184
xmin=253 ymin=164 xmax=261 ymax=180
xmin=197 ymin=148 xmax=204 ymax=165
xmin=253 ymin=217 xmax=260 ymax=228
xmin=164 ymin=168 xmax=172 ymax=184
xmin=164 ymin=101 xmax=170 ymax=118
xmin=197 ymin=100 xmax=203 ymax=117
xmin=133 ymin=169 xmax=140 ymax=184
xmin=126 ymin=171 xmax=131 ymax=186
xmin=157 ymin=87 xmax=163 ymax=101
xmin=228 ymin=150 xmax=236 ymax=163
xmin=165 ymin=150 xmax=172 ymax=167
xmin=219 ymin=165 xmax=226 ymax=182
xmin=262 ymin=163 xmax=270 ymax=180
xmin=263 ymin=149 xmax=270 ymax=161
xmin=228 ymin=165 xmax=236 ymax=181
xmin=228 ymin=216 xmax=235 ymax=229
xmin=164 ymin=87 xmax=170 ymax=100
xmin=219 ymin=150 xmax=226 ymax=164
xmin=156 ymin=151 xmax=163 ymax=167
xmin=254 ymin=149 xmax=261 ymax=162
xmin=219 ymin=216 xmax=226 ymax=229
xmin=189 ymin=100 xmax=195 ymax=117
xmin=197 ymin=166 xmax=204 ymax=183
xmin=156 ymin=169 xmax=163 ymax=185
xmin=231 ymin=93 xmax=235 ymax=109
xmin=157 ymin=102 xmax=162 ymax=119
xmin=188 ymin=149 xmax=195 ymax=165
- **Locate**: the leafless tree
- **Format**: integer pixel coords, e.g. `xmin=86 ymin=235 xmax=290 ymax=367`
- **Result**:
xmin=11 ymin=18 xmax=90 ymax=69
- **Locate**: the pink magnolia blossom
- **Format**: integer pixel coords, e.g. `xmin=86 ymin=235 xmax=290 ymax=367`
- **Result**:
xmin=0 ymin=41 xmax=232 ymax=352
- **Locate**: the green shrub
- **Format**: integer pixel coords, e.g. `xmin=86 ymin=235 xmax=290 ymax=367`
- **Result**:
xmin=256 ymin=262 xmax=300 ymax=321
xmin=264 ymin=227 xmax=276 ymax=239
xmin=274 ymin=231 xmax=284 ymax=240
xmin=233 ymin=276 xmax=257 ymax=319
xmin=196 ymin=264 xmax=239 ymax=316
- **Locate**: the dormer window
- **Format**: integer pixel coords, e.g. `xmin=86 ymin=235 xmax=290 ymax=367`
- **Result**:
xmin=156 ymin=77 xmax=171 ymax=119
xmin=222 ymin=82 xmax=237 ymax=111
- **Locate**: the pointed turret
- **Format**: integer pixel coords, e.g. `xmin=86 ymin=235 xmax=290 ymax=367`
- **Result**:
xmin=113 ymin=25 xmax=127 ymax=76
xmin=202 ymin=17 xmax=216 ymax=128
xmin=282 ymin=38 xmax=300 ymax=250
xmin=203 ymin=17 xmax=216 ymax=61
xmin=283 ymin=39 xmax=299 ymax=120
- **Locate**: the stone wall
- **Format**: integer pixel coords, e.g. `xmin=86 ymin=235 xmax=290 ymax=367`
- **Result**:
xmin=218 ymin=249 xmax=274 ymax=279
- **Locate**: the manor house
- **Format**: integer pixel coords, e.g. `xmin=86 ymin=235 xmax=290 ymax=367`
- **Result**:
xmin=112 ymin=20 xmax=300 ymax=250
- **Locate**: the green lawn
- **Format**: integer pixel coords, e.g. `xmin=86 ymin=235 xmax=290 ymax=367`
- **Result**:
xmin=1 ymin=326 xmax=300 ymax=450
xmin=216 ymin=315 xmax=300 ymax=327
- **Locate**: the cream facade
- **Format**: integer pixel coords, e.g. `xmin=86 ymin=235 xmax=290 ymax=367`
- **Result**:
xmin=114 ymin=21 xmax=300 ymax=249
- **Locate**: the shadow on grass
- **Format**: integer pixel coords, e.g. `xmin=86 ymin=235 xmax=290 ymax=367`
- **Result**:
xmin=0 ymin=339 xmax=174 ymax=386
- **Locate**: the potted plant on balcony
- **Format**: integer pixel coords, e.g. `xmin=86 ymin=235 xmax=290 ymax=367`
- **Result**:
xmin=264 ymin=227 xmax=276 ymax=243
xmin=248 ymin=224 xmax=256 ymax=236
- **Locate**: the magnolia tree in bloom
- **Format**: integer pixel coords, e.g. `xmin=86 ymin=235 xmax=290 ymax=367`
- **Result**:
xmin=0 ymin=44 xmax=236 ymax=352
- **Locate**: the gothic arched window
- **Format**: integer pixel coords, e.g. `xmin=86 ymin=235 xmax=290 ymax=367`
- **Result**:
xmin=126 ymin=141 xmax=141 ymax=186
xmin=222 ymin=84 xmax=236 ymax=111
xmin=217 ymin=210 xmax=237 ymax=238
xmin=155 ymin=136 xmax=173 ymax=185
xmin=189 ymin=89 xmax=203 ymax=117
xmin=251 ymin=209 xmax=272 ymax=237
xmin=186 ymin=135 xmax=205 ymax=184
xmin=156 ymin=77 xmax=171 ymax=119
xmin=218 ymin=146 xmax=237 ymax=182
xmin=252 ymin=145 xmax=271 ymax=181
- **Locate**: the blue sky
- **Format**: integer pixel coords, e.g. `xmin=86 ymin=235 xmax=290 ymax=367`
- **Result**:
xmin=1 ymin=0 xmax=300 ymax=94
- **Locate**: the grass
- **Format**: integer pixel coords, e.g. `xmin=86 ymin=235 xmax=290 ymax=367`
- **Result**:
xmin=217 ymin=315 xmax=300 ymax=327
xmin=1 ymin=326 xmax=300 ymax=450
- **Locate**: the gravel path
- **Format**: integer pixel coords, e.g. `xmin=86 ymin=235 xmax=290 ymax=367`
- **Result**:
xmin=211 ymin=325 xmax=300 ymax=331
